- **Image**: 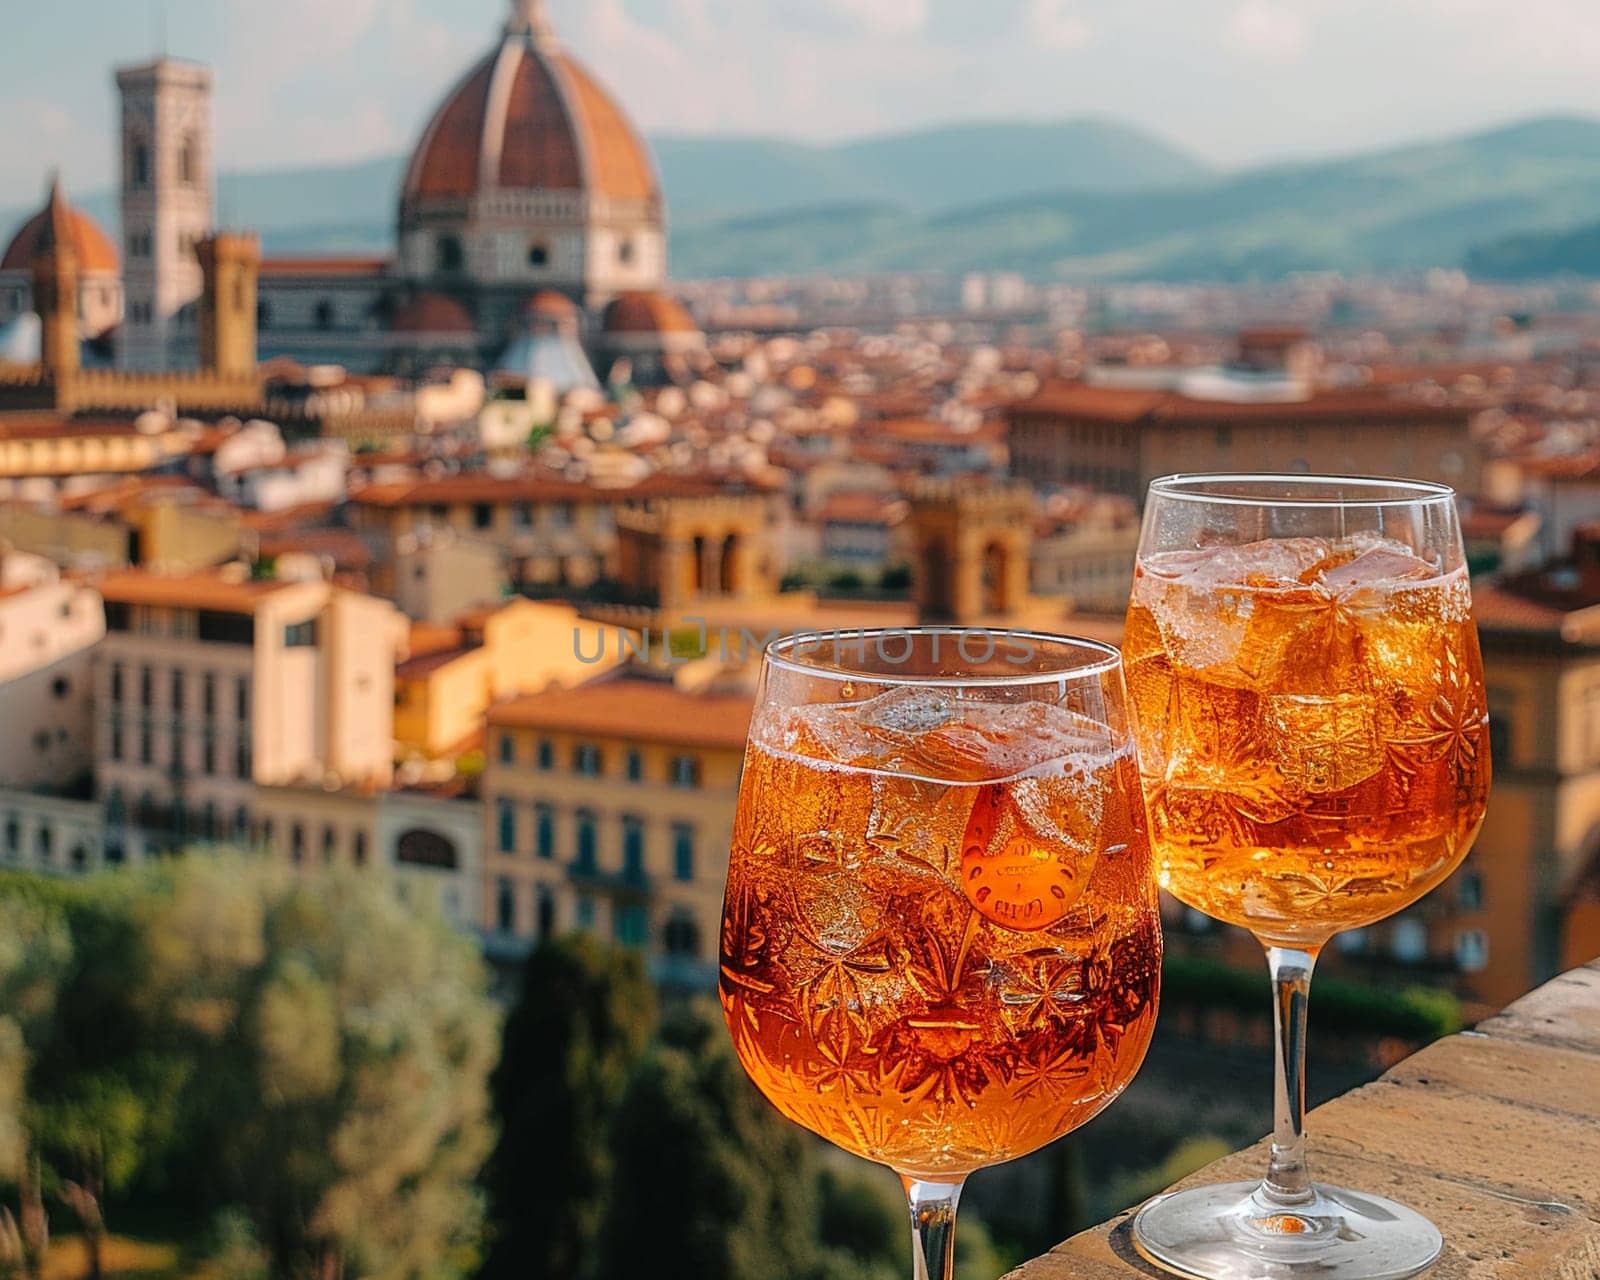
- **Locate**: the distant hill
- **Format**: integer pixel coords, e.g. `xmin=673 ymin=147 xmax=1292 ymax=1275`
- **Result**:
xmin=11 ymin=114 xmax=1600 ymax=280
xmin=670 ymin=115 xmax=1600 ymax=279
xmin=1467 ymin=222 xmax=1600 ymax=278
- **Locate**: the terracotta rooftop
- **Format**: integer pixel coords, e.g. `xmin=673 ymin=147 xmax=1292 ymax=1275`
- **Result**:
xmin=258 ymin=256 xmax=390 ymax=278
xmin=2 ymin=184 xmax=119 ymax=274
xmin=1016 ymin=379 xmax=1472 ymax=427
xmin=95 ymin=570 xmax=311 ymax=615
xmin=603 ymin=291 xmax=700 ymax=336
xmin=487 ymin=677 xmax=753 ymax=751
xmin=396 ymin=645 xmax=479 ymax=681
xmin=349 ymin=469 xmax=775 ymax=508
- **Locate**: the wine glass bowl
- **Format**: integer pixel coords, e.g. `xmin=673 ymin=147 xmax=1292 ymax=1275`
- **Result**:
xmin=719 ymin=629 xmax=1162 ymax=1275
xmin=1125 ymin=475 xmax=1491 ymax=1280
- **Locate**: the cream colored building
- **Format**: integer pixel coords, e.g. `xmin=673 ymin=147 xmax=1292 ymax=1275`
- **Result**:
xmin=0 ymin=551 xmax=105 ymax=792
xmin=93 ymin=568 xmax=406 ymax=858
xmin=481 ymin=670 xmax=752 ymax=986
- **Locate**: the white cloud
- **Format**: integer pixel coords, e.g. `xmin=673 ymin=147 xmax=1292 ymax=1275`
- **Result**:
xmin=1224 ymin=0 xmax=1310 ymax=59
xmin=1025 ymin=0 xmax=1091 ymax=51
xmin=819 ymin=0 xmax=930 ymax=37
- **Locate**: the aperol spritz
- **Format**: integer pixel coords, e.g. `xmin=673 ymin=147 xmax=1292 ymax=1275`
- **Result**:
xmin=721 ymin=630 xmax=1161 ymax=1279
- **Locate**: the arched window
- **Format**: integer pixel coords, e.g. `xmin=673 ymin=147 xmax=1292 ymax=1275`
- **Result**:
xmin=575 ymin=810 xmax=597 ymax=871
xmin=496 ymin=878 xmax=516 ymax=933
xmin=664 ymin=915 xmax=701 ymax=959
xmin=179 ymin=136 xmax=197 ymax=186
xmin=131 ymin=142 xmax=150 ymax=187
xmin=396 ymin=828 xmax=460 ymax=870
xmin=436 ymin=235 xmax=464 ymax=273
xmin=617 ymin=238 xmax=635 ymax=266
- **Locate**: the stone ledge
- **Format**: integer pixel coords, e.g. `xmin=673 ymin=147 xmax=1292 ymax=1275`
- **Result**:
xmin=1008 ymin=960 xmax=1600 ymax=1280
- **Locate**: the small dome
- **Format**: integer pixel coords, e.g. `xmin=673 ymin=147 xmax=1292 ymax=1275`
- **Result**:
xmin=603 ymin=291 xmax=699 ymax=337
xmin=2 ymin=183 xmax=119 ymax=275
xmin=393 ymin=293 xmax=475 ymax=334
xmin=527 ymin=289 xmax=578 ymax=320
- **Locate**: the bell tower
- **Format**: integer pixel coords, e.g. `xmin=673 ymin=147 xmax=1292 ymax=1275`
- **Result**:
xmin=32 ymin=176 xmax=80 ymax=380
xmin=116 ymin=58 xmax=213 ymax=371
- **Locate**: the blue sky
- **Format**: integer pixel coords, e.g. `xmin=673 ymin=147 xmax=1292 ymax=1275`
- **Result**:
xmin=6 ymin=0 xmax=1600 ymax=202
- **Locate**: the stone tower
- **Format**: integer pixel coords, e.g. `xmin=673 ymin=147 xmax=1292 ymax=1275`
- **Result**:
xmin=116 ymin=58 xmax=213 ymax=371
xmin=908 ymin=479 xmax=1035 ymax=624
xmin=32 ymin=176 xmax=80 ymax=380
xmin=197 ymin=232 xmax=260 ymax=377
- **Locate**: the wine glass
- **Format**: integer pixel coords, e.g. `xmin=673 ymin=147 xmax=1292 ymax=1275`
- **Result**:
xmin=1124 ymin=475 xmax=1491 ymax=1279
xmin=720 ymin=628 xmax=1162 ymax=1280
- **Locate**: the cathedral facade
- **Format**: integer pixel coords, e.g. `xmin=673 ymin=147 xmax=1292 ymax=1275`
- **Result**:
xmin=0 ymin=0 xmax=697 ymax=383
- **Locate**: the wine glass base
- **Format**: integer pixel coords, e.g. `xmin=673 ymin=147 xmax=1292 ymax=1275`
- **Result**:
xmin=1132 ymin=1180 xmax=1443 ymax=1280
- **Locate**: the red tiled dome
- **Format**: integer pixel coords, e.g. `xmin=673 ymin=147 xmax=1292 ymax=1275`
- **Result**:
xmin=2 ymin=188 xmax=119 ymax=274
xmin=392 ymin=293 xmax=475 ymax=334
xmin=402 ymin=16 xmax=658 ymax=207
xmin=526 ymin=289 xmax=578 ymax=319
xmin=603 ymin=291 xmax=699 ymax=336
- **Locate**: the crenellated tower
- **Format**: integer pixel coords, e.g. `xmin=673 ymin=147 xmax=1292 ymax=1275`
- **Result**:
xmin=197 ymin=232 xmax=260 ymax=377
xmin=32 ymin=176 xmax=80 ymax=380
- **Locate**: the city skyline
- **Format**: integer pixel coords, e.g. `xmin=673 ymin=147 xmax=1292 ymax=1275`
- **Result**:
xmin=8 ymin=0 xmax=1600 ymax=201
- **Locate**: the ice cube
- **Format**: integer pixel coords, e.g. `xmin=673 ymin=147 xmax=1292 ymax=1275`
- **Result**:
xmin=1318 ymin=540 xmax=1438 ymax=597
xmin=1264 ymin=692 xmax=1383 ymax=794
xmin=856 ymin=686 xmax=956 ymax=735
xmin=865 ymin=773 xmax=978 ymax=880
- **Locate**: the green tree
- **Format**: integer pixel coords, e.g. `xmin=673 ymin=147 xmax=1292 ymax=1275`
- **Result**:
xmin=597 ymin=1006 xmax=823 ymax=1280
xmin=138 ymin=857 xmax=498 ymax=1280
xmin=479 ymin=936 xmax=655 ymax=1280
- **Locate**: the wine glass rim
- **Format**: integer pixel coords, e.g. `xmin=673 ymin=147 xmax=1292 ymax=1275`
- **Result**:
xmin=1148 ymin=472 xmax=1456 ymax=509
xmin=764 ymin=626 xmax=1123 ymax=686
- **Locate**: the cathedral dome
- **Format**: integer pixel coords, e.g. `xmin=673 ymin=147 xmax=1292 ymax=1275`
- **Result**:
xmin=602 ymin=291 xmax=699 ymax=337
xmin=2 ymin=186 xmax=119 ymax=274
xmin=402 ymin=0 xmax=659 ymax=207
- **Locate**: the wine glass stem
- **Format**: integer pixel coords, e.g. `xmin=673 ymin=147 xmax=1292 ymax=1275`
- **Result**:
xmin=1263 ymin=944 xmax=1317 ymax=1206
xmin=903 ymin=1177 xmax=963 ymax=1280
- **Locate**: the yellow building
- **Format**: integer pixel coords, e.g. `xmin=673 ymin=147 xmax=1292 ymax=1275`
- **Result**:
xmin=481 ymin=670 xmax=752 ymax=986
xmin=394 ymin=598 xmax=621 ymax=761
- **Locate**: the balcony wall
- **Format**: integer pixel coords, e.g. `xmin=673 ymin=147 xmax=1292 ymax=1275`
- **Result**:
xmin=1008 ymin=959 xmax=1600 ymax=1280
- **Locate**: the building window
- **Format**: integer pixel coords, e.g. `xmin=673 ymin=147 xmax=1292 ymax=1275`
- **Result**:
xmin=664 ymin=914 xmax=701 ymax=959
xmin=109 ymin=719 xmax=124 ymax=762
xmin=536 ymin=804 xmax=554 ymax=860
xmin=528 ymin=242 xmax=549 ymax=268
xmin=140 ymin=666 xmax=154 ymax=709
xmin=290 ymin=823 xmax=305 ymax=864
xmin=234 ymin=806 xmax=251 ymax=844
xmin=52 ymin=676 xmax=70 ymax=701
xmin=671 ymin=755 xmax=701 ymax=789
xmin=235 ymin=737 xmax=252 ymax=781
xmin=171 ymin=672 xmax=185 ymax=716
xmin=576 ymin=894 xmax=595 ymax=929
xmin=353 ymin=830 xmax=368 ymax=866
xmin=437 ymin=236 xmax=464 ymax=273
xmin=617 ymin=239 xmax=635 ymax=266
xmin=179 ymin=136 xmax=197 ymax=186
xmin=537 ymin=886 xmax=555 ymax=940
xmin=202 ymin=732 xmax=216 ymax=776
xmin=1488 ymin=714 xmax=1510 ymax=769
xmin=497 ymin=798 xmax=517 ymax=854
xmin=1458 ymin=871 xmax=1484 ymax=911
xmin=258 ymin=300 xmax=272 ymax=330
xmin=3 ymin=816 xmax=16 ymax=858
xmin=672 ymin=823 xmax=695 ymax=883
xmin=1391 ymin=918 xmax=1427 ymax=964
xmin=36 ymin=827 xmax=52 ymax=864
xmin=132 ymin=142 xmax=150 ymax=187
xmin=537 ymin=741 xmax=554 ymax=771
xmin=202 ymin=671 xmax=216 ymax=718
xmin=625 ymin=750 xmax=643 ymax=782
xmin=1454 ymin=930 xmax=1489 ymax=973
xmin=575 ymin=810 xmax=597 ymax=871
xmin=498 ymin=735 xmax=515 ymax=766
xmin=472 ymin=504 xmax=493 ymax=531
xmin=575 ymin=744 xmax=602 ymax=777
xmin=497 ymin=878 xmax=516 ymax=933
xmin=622 ymin=816 xmax=645 ymax=883
xmin=110 ymin=663 xmax=124 ymax=704
xmin=513 ymin=504 xmax=533 ymax=531
xmin=284 ymin=620 xmax=317 ymax=648
xmin=615 ymin=903 xmax=648 ymax=949
xmin=320 ymin=826 xmax=336 ymax=864
xmin=139 ymin=722 xmax=153 ymax=766
xmin=236 ymin=676 xmax=251 ymax=722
